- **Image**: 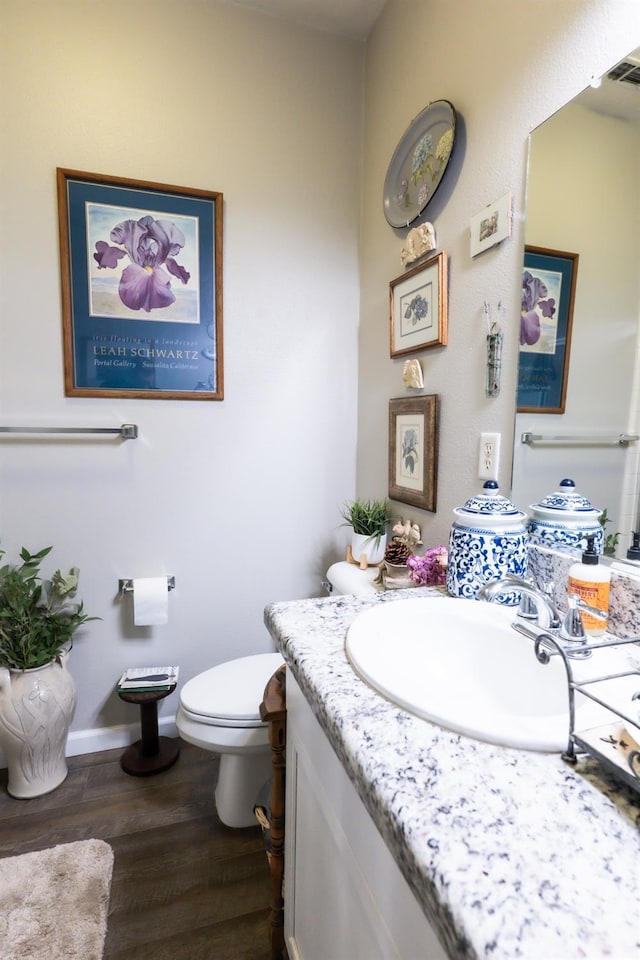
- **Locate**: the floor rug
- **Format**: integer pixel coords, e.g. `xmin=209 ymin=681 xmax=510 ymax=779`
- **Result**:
xmin=0 ymin=839 xmax=114 ymax=960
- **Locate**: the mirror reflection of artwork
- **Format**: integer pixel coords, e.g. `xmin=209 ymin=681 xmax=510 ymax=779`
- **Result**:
xmin=517 ymin=246 xmax=578 ymax=414
xmin=520 ymin=266 xmax=561 ymax=355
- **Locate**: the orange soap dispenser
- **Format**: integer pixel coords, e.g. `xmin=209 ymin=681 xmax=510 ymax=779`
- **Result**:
xmin=567 ymin=535 xmax=610 ymax=636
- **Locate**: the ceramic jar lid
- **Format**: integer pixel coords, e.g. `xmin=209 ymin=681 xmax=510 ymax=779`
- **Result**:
xmin=530 ymin=478 xmax=601 ymax=520
xmin=453 ymin=481 xmax=527 ymax=528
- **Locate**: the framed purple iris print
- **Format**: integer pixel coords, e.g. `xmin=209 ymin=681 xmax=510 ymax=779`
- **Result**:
xmin=57 ymin=169 xmax=223 ymax=400
xmin=518 ymin=245 xmax=578 ymax=414
xmin=389 ymin=251 xmax=447 ymax=358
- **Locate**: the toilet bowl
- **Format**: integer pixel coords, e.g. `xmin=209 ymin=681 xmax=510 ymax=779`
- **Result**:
xmin=176 ymin=651 xmax=284 ymax=828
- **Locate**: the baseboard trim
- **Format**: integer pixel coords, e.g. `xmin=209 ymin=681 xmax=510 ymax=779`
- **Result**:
xmin=67 ymin=713 xmax=179 ymax=757
xmin=0 ymin=714 xmax=179 ymax=768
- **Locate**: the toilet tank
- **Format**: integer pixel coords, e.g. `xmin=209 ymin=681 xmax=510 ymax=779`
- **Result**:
xmin=323 ymin=561 xmax=379 ymax=597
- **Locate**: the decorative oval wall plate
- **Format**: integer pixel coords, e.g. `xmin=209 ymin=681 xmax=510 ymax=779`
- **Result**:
xmin=383 ymin=100 xmax=456 ymax=228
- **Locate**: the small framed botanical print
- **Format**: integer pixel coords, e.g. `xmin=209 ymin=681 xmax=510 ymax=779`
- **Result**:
xmin=389 ymin=251 xmax=447 ymax=358
xmin=388 ymin=395 xmax=439 ymax=511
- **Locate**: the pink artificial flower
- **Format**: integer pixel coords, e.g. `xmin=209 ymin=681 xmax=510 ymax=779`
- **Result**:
xmin=406 ymin=545 xmax=448 ymax=586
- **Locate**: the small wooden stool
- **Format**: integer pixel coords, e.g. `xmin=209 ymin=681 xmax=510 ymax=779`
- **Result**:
xmin=117 ymin=685 xmax=180 ymax=776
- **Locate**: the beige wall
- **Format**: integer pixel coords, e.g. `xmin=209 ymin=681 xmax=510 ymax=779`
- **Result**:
xmin=0 ymin=0 xmax=364 ymax=745
xmin=359 ymin=0 xmax=640 ymax=546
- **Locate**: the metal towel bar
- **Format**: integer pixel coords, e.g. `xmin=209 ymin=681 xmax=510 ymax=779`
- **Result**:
xmin=521 ymin=431 xmax=638 ymax=447
xmin=0 ymin=423 xmax=138 ymax=439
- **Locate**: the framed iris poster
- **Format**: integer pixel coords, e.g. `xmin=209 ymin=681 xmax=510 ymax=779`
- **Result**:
xmin=57 ymin=169 xmax=223 ymax=400
xmin=517 ymin=245 xmax=579 ymax=414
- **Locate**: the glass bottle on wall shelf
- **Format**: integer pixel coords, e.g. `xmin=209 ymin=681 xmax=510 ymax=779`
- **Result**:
xmin=484 ymin=301 xmax=503 ymax=397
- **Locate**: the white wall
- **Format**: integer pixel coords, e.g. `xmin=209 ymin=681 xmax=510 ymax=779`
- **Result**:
xmin=0 ymin=0 xmax=363 ymax=746
xmin=512 ymin=99 xmax=640 ymax=544
xmin=359 ymin=0 xmax=640 ymax=548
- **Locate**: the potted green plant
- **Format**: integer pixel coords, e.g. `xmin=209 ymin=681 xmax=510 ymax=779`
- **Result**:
xmin=340 ymin=498 xmax=390 ymax=566
xmin=0 ymin=545 xmax=97 ymax=799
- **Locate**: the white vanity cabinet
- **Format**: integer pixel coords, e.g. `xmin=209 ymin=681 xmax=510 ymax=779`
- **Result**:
xmin=284 ymin=672 xmax=448 ymax=960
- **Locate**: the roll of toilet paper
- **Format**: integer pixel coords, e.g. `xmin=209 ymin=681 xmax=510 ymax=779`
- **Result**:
xmin=132 ymin=577 xmax=168 ymax=626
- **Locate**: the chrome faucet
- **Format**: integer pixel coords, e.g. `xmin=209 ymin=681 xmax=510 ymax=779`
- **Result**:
xmin=476 ymin=575 xmax=560 ymax=629
xmin=477 ymin=577 xmax=610 ymax=660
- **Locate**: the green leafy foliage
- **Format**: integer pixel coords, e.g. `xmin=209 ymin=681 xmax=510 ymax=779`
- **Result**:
xmin=0 ymin=545 xmax=98 ymax=670
xmin=599 ymin=508 xmax=620 ymax=557
xmin=340 ymin=498 xmax=390 ymax=538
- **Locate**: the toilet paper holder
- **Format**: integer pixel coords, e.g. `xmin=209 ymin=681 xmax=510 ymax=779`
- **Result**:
xmin=118 ymin=576 xmax=175 ymax=596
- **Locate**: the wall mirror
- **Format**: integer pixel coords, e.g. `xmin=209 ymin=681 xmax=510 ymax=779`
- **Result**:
xmin=511 ymin=47 xmax=640 ymax=559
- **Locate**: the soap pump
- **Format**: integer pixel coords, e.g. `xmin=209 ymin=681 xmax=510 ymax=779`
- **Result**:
xmin=567 ymin=535 xmax=610 ymax=636
xmin=627 ymin=531 xmax=640 ymax=564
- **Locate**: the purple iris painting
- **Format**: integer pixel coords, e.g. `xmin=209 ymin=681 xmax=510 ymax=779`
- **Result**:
xmin=521 ymin=269 xmax=556 ymax=347
xmin=94 ymin=215 xmax=191 ymax=313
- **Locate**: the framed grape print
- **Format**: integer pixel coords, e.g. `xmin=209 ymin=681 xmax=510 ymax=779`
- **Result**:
xmin=390 ymin=251 xmax=447 ymax=358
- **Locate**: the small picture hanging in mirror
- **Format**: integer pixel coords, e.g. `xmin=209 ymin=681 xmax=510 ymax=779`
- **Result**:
xmin=470 ymin=192 xmax=512 ymax=258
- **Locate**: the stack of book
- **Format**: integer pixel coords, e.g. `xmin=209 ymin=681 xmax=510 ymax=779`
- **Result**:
xmin=116 ymin=665 xmax=179 ymax=693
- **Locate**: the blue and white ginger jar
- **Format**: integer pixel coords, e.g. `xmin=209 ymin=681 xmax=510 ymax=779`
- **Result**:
xmin=447 ymin=480 xmax=528 ymax=604
xmin=528 ymin=478 xmax=603 ymax=554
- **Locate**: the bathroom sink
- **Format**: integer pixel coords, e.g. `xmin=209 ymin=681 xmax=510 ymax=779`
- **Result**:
xmin=345 ymin=597 xmax=613 ymax=752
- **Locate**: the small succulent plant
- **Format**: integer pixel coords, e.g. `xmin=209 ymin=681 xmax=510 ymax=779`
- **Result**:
xmin=339 ymin=498 xmax=390 ymax=542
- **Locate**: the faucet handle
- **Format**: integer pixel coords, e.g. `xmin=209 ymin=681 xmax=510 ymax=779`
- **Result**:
xmin=567 ymin=592 xmax=608 ymax=621
xmin=518 ymin=593 xmax=539 ymax=620
xmin=561 ymin=594 xmax=586 ymax=640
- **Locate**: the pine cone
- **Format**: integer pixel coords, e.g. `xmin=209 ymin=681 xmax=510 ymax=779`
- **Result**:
xmin=384 ymin=541 xmax=412 ymax=565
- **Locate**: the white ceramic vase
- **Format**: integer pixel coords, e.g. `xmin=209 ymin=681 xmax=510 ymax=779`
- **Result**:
xmin=351 ymin=531 xmax=387 ymax=566
xmin=0 ymin=653 xmax=77 ymax=798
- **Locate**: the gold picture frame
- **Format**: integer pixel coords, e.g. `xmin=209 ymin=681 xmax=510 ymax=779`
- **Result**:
xmin=389 ymin=251 xmax=448 ymax=358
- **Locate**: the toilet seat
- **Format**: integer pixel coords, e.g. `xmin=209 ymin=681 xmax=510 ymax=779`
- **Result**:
xmin=179 ymin=652 xmax=284 ymax=729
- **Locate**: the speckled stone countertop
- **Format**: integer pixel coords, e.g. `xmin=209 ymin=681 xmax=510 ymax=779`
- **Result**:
xmin=264 ymin=587 xmax=640 ymax=960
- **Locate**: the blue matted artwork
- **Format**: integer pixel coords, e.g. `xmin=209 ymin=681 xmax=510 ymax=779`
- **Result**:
xmin=57 ymin=169 xmax=223 ymax=400
xmin=518 ymin=245 xmax=578 ymax=414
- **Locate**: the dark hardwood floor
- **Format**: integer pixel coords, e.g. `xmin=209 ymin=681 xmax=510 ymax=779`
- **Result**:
xmin=0 ymin=741 xmax=271 ymax=959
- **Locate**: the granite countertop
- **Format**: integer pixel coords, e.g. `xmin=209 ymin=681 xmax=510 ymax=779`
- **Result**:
xmin=264 ymin=587 xmax=640 ymax=960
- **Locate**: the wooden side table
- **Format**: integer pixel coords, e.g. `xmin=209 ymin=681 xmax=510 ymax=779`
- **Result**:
xmin=117 ymin=685 xmax=180 ymax=776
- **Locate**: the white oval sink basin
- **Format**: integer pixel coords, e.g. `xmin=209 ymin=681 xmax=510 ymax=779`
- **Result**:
xmin=346 ymin=598 xmax=617 ymax=752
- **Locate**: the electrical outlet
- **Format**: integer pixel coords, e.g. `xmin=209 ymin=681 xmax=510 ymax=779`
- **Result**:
xmin=478 ymin=432 xmax=501 ymax=481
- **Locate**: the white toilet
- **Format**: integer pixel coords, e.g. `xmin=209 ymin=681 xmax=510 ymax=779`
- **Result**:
xmin=176 ymin=651 xmax=284 ymax=828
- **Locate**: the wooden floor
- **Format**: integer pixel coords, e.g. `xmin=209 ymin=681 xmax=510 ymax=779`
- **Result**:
xmin=0 ymin=741 xmax=272 ymax=959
